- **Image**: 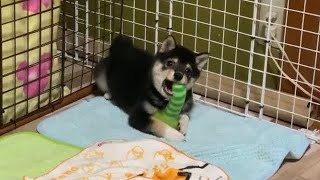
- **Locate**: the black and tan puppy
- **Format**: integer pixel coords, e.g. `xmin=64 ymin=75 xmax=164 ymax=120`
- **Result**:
xmin=94 ymin=35 xmax=208 ymax=141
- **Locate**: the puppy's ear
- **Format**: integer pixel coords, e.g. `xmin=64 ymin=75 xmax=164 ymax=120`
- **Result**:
xmin=159 ymin=36 xmax=176 ymax=53
xmin=196 ymin=53 xmax=209 ymax=70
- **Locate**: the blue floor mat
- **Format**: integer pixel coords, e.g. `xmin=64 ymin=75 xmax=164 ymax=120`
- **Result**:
xmin=38 ymin=96 xmax=310 ymax=180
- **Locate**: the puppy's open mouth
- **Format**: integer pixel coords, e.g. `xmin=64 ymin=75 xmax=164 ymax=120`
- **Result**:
xmin=163 ymin=79 xmax=173 ymax=96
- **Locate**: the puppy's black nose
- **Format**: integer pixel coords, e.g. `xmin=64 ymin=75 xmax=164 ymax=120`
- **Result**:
xmin=174 ymin=72 xmax=183 ymax=81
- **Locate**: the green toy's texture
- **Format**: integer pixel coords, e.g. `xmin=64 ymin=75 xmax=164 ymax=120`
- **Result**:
xmin=153 ymin=83 xmax=187 ymax=128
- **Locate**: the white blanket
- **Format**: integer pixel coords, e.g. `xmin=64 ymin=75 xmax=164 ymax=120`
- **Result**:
xmin=24 ymin=139 xmax=228 ymax=180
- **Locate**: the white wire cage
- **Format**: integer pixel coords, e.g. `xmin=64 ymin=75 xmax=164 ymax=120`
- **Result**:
xmin=64 ymin=0 xmax=320 ymax=142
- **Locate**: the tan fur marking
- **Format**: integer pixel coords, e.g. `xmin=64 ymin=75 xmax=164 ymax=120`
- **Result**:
xmin=148 ymin=119 xmax=185 ymax=141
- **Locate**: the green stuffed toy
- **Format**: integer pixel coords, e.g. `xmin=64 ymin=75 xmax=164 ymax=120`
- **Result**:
xmin=152 ymin=83 xmax=187 ymax=129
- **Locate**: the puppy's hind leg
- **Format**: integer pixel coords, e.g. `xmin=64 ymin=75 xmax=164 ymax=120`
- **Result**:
xmin=96 ymin=73 xmax=111 ymax=100
xmin=94 ymin=61 xmax=111 ymax=100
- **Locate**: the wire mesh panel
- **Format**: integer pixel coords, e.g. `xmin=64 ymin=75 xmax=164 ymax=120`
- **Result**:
xmin=109 ymin=0 xmax=320 ymax=141
xmin=0 ymin=0 xmax=120 ymax=133
xmin=59 ymin=0 xmax=116 ymax=93
xmin=1 ymin=0 xmax=63 ymax=128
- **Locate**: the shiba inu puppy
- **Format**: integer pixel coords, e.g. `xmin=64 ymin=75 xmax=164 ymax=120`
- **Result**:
xmin=94 ymin=35 xmax=208 ymax=141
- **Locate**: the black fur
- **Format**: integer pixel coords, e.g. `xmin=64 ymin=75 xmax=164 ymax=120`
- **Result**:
xmin=156 ymin=46 xmax=202 ymax=79
xmin=95 ymin=35 xmax=206 ymax=135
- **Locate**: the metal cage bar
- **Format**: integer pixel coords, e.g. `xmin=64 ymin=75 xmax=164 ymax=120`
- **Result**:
xmin=0 ymin=0 xmax=124 ymax=134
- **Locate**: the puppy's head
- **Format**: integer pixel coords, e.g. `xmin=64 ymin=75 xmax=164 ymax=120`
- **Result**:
xmin=152 ymin=36 xmax=209 ymax=99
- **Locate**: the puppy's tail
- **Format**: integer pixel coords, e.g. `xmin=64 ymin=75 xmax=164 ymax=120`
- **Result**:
xmin=110 ymin=35 xmax=133 ymax=52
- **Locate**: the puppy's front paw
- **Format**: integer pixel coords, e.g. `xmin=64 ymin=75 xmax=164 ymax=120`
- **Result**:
xmin=163 ymin=127 xmax=186 ymax=142
xmin=178 ymin=114 xmax=189 ymax=136
xmin=103 ymin=92 xmax=111 ymax=100
xmin=150 ymin=119 xmax=186 ymax=142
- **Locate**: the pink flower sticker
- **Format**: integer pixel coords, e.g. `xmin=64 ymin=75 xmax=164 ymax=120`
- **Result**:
xmin=22 ymin=0 xmax=53 ymax=13
xmin=16 ymin=53 xmax=52 ymax=98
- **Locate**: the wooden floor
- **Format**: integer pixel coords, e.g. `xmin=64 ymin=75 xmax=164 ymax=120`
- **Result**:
xmin=4 ymin=96 xmax=320 ymax=180
xmin=271 ymin=144 xmax=320 ymax=180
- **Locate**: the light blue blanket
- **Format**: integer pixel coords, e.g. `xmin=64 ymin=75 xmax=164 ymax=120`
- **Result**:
xmin=37 ymin=97 xmax=310 ymax=180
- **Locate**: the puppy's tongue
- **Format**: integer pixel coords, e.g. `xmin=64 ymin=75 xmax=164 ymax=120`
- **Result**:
xmin=164 ymin=80 xmax=173 ymax=95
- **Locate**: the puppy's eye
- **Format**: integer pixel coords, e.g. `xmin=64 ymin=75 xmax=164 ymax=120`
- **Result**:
xmin=166 ymin=60 xmax=174 ymax=67
xmin=185 ymin=68 xmax=192 ymax=77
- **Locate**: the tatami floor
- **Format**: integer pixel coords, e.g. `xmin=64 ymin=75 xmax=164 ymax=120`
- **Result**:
xmin=3 ymin=95 xmax=320 ymax=180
